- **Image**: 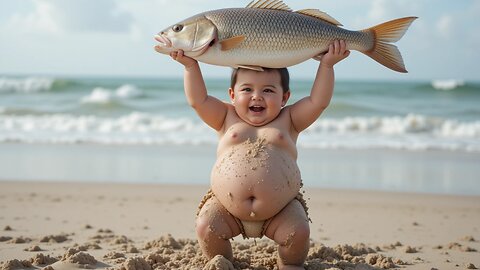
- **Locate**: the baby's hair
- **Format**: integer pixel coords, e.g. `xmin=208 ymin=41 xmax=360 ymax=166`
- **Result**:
xmin=230 ymin=67 xmax=290 ymax=93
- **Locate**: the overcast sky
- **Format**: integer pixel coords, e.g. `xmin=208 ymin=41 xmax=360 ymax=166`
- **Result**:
xmin=0 ymin=0 xmax=479 ymax=81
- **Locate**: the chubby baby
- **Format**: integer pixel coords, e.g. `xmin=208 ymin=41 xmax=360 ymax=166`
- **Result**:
xmin=170 ymin=40 xmax=349 ymax=269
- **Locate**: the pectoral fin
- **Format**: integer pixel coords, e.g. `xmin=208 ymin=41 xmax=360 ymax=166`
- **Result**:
xmin=312 ymin=52 xmax=327 ymax=61
xmin=236 ymin=65 xmax=264 ymax=71
xmin=220 ymin=36 xmax=246 ymax=51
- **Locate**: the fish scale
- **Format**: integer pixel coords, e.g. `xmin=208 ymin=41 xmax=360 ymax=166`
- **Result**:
xmin=208 ymin=8 xmax=345 ymax=51
xmin=199 ymin=8 xmax=354 ymax=66
xmin=155 ymin=0 xmax=416 ymax=72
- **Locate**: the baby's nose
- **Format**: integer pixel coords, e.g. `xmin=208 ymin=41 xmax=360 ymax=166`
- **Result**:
xmin=251 ymin=94 xmax=263 ymax=100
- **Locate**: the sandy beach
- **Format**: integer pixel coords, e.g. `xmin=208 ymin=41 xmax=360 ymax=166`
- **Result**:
xmin=1 ymin=181 xmax=479 ymax=269
xmin=1 ymin=0 xmax=480 ymax=269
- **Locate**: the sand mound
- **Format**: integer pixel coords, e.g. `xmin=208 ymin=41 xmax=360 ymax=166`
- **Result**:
xmin=203 ymin=255 xmax=235 ymax=270
xmin=62 ymin=248 xmax=97 ymax=266
xmin=0 ymin=259 xmax=32 ymax=270
xmin=0 ymin=234 xmax=409 ymax=269
xmin=123 ymin=236 xmax=402 ymax=269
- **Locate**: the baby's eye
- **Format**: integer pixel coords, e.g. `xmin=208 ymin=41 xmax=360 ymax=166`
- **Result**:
xmin=242 ymin=88 xmax=252 ymax=92
xmin=264 ymin=88 xmax=274 ymax=93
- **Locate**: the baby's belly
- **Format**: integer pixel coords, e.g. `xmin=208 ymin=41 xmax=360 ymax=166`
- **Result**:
xmin=211 ymin=145 xmax=301 ymax=221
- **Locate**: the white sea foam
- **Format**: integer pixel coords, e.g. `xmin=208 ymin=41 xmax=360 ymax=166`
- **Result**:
xmin=0 ymin=77 xmax=55 ymax=93
xmin=431 ymin=79 xmax=465 ymax=91
xmin=0 ymin=112 xmax=212 ymax=145
xmin=81 ymin=84 xmax=143 ymax=104
xmin=115 ymin=84 xmax=143 ymax=98
xmin=0 ymin=113 xmax=479 ymax=152
xmin=81 ymin=87 xmax=115 ymax=104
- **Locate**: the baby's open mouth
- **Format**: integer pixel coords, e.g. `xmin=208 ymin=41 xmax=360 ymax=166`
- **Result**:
xmin=249 ymin=106 xmax=265 ymax=112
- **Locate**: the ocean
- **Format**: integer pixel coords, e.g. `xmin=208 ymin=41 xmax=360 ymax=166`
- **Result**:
xmin=0 ymin=76 xmax=479 ymax=195
xmin=1 ymin=76 xmax=479 ymax=150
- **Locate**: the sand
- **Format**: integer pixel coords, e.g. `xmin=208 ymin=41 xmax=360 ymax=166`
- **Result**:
xmin=0 ymin=181 xmax=479 ymax=270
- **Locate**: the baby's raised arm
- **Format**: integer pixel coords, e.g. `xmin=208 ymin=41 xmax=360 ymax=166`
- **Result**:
xmin=289 ymin=40 xmax=350 ymax=132
xmin=170 ymin=50 xmax=228 ymax=131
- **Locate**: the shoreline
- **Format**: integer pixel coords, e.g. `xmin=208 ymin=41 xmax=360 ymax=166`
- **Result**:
xmin=1 ymin=142 xmax=479 ymax=196
xmin=1 ymin=181 xmax=479 ymax=269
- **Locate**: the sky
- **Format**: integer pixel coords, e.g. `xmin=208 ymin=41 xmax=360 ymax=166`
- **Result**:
xmin=0 ymin=0 xmax=479 ymax=81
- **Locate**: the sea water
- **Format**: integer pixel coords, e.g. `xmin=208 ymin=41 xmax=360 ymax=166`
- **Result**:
xmin=0 ymin=76 xmax=479 ymax=194
xmin=1 ymin=77 xmax=479 ymax=151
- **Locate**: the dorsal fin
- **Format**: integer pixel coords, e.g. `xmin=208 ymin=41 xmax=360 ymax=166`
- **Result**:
xmin=295 ymin=9 xmax=343 ymax=26
xmin=246 ymin=0 xmax=292 ymax=12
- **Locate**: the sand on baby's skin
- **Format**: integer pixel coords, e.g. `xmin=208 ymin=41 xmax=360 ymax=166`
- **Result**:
xmin=1 ymin=181 xmax=479 ymax=269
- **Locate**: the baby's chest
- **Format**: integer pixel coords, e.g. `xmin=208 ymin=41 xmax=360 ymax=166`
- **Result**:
xmin=223 ymin=124 xmax=291 ymax=147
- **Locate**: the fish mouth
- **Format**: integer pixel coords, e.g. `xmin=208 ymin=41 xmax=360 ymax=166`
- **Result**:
xmin=154 ymin=34 xmax=173 ymax=54
xmin=154 ymin=34 xmax=172 ymax=48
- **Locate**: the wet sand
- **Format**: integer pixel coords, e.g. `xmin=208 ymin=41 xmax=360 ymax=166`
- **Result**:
xmin=0 ymin=181 xmax=479 ymax=269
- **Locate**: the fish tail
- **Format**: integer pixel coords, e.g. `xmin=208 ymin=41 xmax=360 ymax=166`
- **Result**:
xmin=362 ymin=17 xmax=417 ymax=73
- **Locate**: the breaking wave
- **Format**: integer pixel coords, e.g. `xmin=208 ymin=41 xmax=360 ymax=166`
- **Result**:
xmin=431 ymin=79 xmax=465 ymax=91
xmin=0 ymin=77 xmax=57 ymax=93
xmin=0 ymin=113 xmax=478 ymax=152
xmin=81 ymin=85 xmax=144 ymax=104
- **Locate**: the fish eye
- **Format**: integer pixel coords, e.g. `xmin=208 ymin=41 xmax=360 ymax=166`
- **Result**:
xmin=172 ymin=24 xmax=183 ymax=32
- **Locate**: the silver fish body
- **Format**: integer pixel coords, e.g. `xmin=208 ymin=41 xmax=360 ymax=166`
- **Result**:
xmin=196 ymin=8 xmax=371 ymax=68
xmin=155 ymin=0 xmax=416 ymax=72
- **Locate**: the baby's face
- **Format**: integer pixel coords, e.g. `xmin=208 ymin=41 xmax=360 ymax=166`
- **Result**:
xmin=229 ymin=69 xmax=290 ymax=126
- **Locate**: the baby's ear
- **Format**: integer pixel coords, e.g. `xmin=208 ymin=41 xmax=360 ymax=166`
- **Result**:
xmin=228 ymin=88 xmax=235 ymax=103
xmin=282 ymin=90 xmax=291 ymax=106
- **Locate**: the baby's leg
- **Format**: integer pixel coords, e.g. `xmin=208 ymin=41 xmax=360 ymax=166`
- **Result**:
xmin=196 ymin=196 xmax=242 ymax=261
xmin=264 ymin=199 xmax=310 ymax=269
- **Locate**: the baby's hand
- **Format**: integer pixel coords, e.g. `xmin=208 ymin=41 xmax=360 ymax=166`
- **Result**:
xmin=170 ymin=50 xmax=198 ymax=69
xmin=320 ymin=40 xmax=350 ymax=68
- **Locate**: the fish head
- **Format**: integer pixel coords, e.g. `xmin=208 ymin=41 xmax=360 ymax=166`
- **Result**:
xmin=154 ymin=14 xmax=217 ymax=58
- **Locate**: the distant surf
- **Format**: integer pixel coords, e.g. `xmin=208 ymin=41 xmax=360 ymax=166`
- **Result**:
xmin=0 ymin=77 xmax=56 ymax=93
xmin=431 ymin=79 xmax=465 ymax=91
xmin=0 ymin=112 xmax=478 ymax=152
xmin=1 ymin=76 xmax=479 ymax=152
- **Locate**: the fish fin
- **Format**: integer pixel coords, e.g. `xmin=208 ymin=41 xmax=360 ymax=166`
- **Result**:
xmin=220 ymin=36 xmax=246 ymax=51
xmin=237 ymin=65 xmax=265 ymax=72
xmin=246 ymin=0 xmax=292 ymax=12
xmin=295 ymin=9 xmax=343 ymax=26
xmin=312 ymin=52 xmax=327 ymax=61
xmin=363 ymin=17 xmax=418 ymax=73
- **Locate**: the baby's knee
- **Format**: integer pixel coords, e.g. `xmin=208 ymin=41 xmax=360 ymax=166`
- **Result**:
xmin=292 ymin=222 xmax=310 ymax=245
xmin=196 ymin=215 xmax=233 ymax=241
xmin=195 ymin=216 xmax=211 ymax=239
xmin=280 ymin=222 xmax=310 ymax=248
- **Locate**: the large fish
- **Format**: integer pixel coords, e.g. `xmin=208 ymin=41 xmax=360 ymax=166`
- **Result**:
xmin=154 ymin=0 xmax=417 ymax=73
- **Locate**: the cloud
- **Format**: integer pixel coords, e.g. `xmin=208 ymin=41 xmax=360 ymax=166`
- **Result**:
xmin=436 ymin=15 xmax=453 ymax=39
xmin=366 ymin=0 xmax=419 ymax=22
xmin=368 ymin=0 xmax=388 ymax=21
xmin=7 ymin=1 xmax=60 ymax=34
xmin=7 ymin=0 xmax=134 ymax=34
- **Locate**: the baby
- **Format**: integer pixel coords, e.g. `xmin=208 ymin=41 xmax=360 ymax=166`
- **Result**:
xmin=170 ymin=40 xmax=349 ymax=269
